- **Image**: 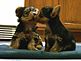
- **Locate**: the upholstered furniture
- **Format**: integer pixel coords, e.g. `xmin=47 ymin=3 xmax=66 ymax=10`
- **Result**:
xmin=0 ymin=44 xmax=81 ymax=59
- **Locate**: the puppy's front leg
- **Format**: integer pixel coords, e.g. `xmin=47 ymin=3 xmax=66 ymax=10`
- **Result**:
xmin=50 ymin=40 xmax=62 ymax=52
xmin=10 ymin=37 xmax=21 ymax=49
xmin=27 ymin=39 xmax=38 ymax=50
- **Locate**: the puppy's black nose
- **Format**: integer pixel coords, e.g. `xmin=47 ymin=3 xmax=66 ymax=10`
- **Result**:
xmin=33 ymin=13 xmax=36 ymax=15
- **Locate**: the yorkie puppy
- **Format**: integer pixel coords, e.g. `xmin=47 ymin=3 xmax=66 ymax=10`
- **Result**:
xmin=10 ymin=6 xmax=43 ymax=50
xmin=37 ymin=5 xmax=76 ymax=52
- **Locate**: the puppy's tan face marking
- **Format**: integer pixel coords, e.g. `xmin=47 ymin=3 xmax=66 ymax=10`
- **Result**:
xmin=21 ymin=7 xmax=40 ymax=23
xmin=36 ymin=5 xmax=61 ymax=24
xmin=21 ymin=8 xmax=34 ymax=23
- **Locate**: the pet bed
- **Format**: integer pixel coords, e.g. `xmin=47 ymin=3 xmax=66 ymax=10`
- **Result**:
xmin=0 ymin=43 xmax=81 ymax=59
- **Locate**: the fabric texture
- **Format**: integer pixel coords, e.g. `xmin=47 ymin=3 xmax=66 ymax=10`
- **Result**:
xmin=0 ymin=45 xmax=81 ymax=59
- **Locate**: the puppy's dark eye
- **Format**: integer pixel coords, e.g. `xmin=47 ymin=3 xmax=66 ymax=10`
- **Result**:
xmin=39 ymin=13 xmax=44 ymax=17
xmin=23 ymin=11 xmax=30 ymax=16
xmin=33 ymin=9 xmax=37 ymax=12
xmin=24 ymin=11 xmax=27 ymax=14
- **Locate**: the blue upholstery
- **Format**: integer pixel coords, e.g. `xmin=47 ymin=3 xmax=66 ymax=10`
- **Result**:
xmin=0 ymin=45 xmax=81 ymax=59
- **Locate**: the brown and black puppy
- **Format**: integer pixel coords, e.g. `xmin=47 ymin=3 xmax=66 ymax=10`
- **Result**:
xmin=10 ymin=6 xmax=43 ymax=50
xmin=37 ymin=5 xmax=76 ymax=52
xmin=20 ymin=6 xmax=43 ymax=50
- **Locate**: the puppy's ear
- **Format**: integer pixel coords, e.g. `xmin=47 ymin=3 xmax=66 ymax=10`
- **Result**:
xmin=15 ymin=7 xmax=25 ymax=18
xmin=51 ymin=5 xmax=61 ymax=17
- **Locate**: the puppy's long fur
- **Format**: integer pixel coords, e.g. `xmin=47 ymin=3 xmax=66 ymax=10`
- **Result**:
xmin=38 ymin=5 xmax=76 ymax=52
xmin=10 ymin=6 xmax=43 ymax=50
